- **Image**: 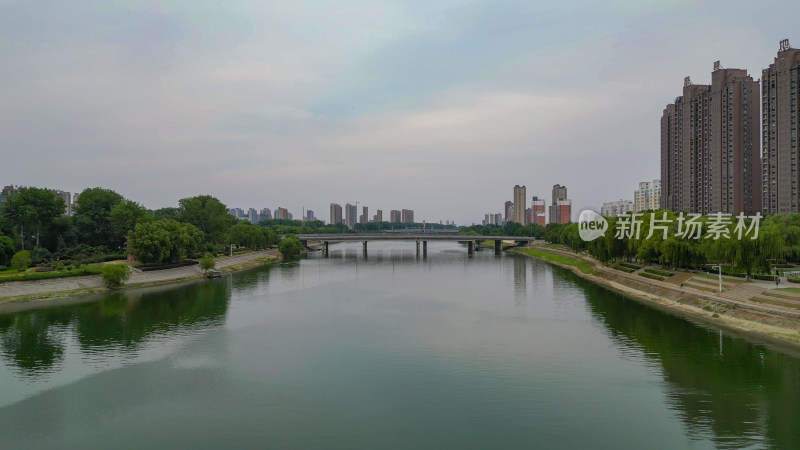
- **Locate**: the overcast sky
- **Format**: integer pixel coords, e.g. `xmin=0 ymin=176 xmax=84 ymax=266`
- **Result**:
xmin=1 ymin=0 xmax=797 ymax=224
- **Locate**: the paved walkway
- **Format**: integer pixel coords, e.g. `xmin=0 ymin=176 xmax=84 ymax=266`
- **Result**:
xmin=0 ymin=250 xmax=278 ymax=300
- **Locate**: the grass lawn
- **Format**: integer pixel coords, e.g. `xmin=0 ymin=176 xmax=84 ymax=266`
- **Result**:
xmin=777 ymin=287 xmax=800 ymax=294
xmin=518 ymin=248 xmax=597 ymax=275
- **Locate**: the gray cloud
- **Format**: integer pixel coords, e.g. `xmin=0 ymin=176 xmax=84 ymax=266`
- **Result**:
xmin=1 ymin=0 xmax=798 ymax=223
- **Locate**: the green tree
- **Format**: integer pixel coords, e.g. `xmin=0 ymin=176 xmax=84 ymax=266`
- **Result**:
xmin=177 ymin=195 xmax=235 ymax=244
xmin=278 ymin=236 xmax=303 ymax=260
xmin=110 ymin=200 xmax=152 ymax=245
xmin=100 ymin=263 xmax=131 ymax=288
xmin=10 ymin=250 xmax=32 ymax=272
xmin=127 ymin=219 xmax=203 ymax=264
xmin=199 ymin=253 xmax=215 ymax=273
xmin=0 ymin=235 xmax=14 ymax=266
xmin=1 ymin=187 xmax=65 ymax=249
xmin=73 ymin=188 xmax=124 ymax=248
xmin=229 ymin=223 xmax=267 ymax=249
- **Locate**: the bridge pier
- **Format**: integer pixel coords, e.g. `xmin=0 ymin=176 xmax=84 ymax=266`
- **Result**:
xmin=416 ymin=240 xmax=420 ymax=256
xmin=363 ymin=240 xmax=368 ymax=257
xmin=467 ymin=241 xmax=475 ymax=254
xmin=495 ymin=239 xmax=502 ymax=255
xmin=423 ymin=240 xmax=427 ymax=257
xmin=324 ymin=241 xmax=329 ymax=257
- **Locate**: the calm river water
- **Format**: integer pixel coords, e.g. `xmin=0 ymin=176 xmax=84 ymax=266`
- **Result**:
xmin=1 ymin=242 xmax=799 ymax=449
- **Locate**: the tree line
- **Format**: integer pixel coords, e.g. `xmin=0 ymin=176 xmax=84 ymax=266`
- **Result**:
xmin=543 ymin=211 xmax=796 ymax=279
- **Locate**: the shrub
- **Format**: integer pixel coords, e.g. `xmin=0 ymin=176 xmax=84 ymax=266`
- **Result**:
xmin=612 ymin=264 xmax=636 ymax=273
xmin=199 ymin=253 xmax=215 ymax=273
xmin=787 ymin=277 xmax=800 ymax=284
xmin=638 ymin=272 xmax=665 ymax=281
xmin=644 ymin=268 xmax=675 ymax=277
xmin=752 ymin=274 xmax=777 ymax=281
xmin=100 ymin=263 xmax=131 ymax=288
xmin=34 ymin=267 xmax=54 ymax=272
xmin=10 ymin=250 xmax=32 ymax=273
xmin=619 ymin=262 xmax=641 ymax=270
xmin=278 ymin=236 xmax=304 ymax=260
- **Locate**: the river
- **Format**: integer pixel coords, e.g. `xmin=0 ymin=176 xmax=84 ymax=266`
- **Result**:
xmin=0 ymin=241 xmax=798 ymax=448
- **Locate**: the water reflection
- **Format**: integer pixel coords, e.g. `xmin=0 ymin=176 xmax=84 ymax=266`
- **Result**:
xmin=574 ymin=271 xmax=800 ymax=449
xmin=0 ymin=280 xmax=230 ymax=377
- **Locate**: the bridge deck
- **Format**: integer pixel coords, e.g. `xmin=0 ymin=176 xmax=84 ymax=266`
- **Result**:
xmin=297 ymin=234 xmax=532 ymax=242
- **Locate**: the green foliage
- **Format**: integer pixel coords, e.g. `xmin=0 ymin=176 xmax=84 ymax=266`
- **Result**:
xmin=229 ymin=223 xmax=268 ymax=249
xmin=0 ymin=234 xmax=14 ymax=266
xmin=612 ymin=264 xmax=636 ymax=273
xmin=644 ymin=268 xmax=675 ymax=277
xmin=278 ymin=236 xmax=304 ymax=260
xmin=1 ymin=187 xmax=65 ymax=250
xmin=100 ymin=263 xmax=131 ymax=288
xmin=110 ymin=200 xmax=152 ymax=242
xmin=199 ymin=253 xmax=215 ymax=273
xmin=177 ymin=195 xmax=235 ymax=244
xmin=74 ymin=187 xmax=125 ymax=248
xmin=10 ymin=250 xmax=32 ymax=272
xmin=127 ymin=219 xmax=203 ymax=264
xmin=638 ymin=272 xmax=665 ymax=281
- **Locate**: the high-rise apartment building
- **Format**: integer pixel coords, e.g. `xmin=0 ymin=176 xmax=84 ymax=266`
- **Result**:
xmin=401 ymin=209 xmax=414 ymax=223
xmin=359 ymin=206 xmax=368 ymax=224
xmin=634 ymin=180 xmax=661 ymax=212
xmin=549 ymin=184 xmax=568 ymax=224
xmin=504 ymin=201 xmax=513 ymax=223
xmin=763 ymin=39 xmax=800 ymax=214
xmin=555 ymin=199 xmax=572 ymax=224
xmin=330 ymin=203 xmax=343 ymax=225
xmin=512 ymin=185 xmax=527 ymax=224
xmin=390 ymin=210 xmax=401 ymax=223
xmin=661 ymin=63 xmax=760 ymax=215
xmin=344 ymin=203 xmax=357 ymax=229
xmin=305 ymin=210 xmax=315 ymax=222
xmin=260 ymin=208 xmax=272 ymax=221
xmin=374 ymin=209 xmax=383 ymax=223
xmin=276 ymin=207 xmax=289 ymax=220
xmin=601 ymin=199 xmax=634 ymax=217
xmin=248 ymin=208 xmax=258 ymax=224
xmin=529 ymin=196 xmax=546 ymax=226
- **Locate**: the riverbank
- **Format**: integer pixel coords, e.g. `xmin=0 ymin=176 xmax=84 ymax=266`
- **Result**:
xmin=513 ymin=244 xmax=800 ymax=350
xmin=0 ymin=249 xmax=281 ymax=303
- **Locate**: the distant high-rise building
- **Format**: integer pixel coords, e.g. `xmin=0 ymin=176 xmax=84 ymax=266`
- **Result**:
xmin=330 ymin=203 xmax=343 ymax=225
xmin=306 ymin=210 xmax=315 ymax=222
xmin=763 ymin=39 xmax=800 ymax=214
xmin=276 ymin=207 xmax=289 ymax=220
xmin=260 ymin=208 xmax=272 ymax=221
xmin=634 ymin=180 xmax=661 ymax=212
xmin=374 ymin=209 xmax=383 ymax=223
xmin=512 ymin=185 xmax=527 ymax=224
xmin=401 ymin=209 xmax=414 ymax=223
xmin=504 ymin=201 xmax=513 ymax=223
xmin=555 ymin=199 xmax=572 ymax=224
xmin=661 ymin=63 xmax=760 ymax=215
xmin=601 ymin=200 xmax=635 ymax=217
xmin=359 ymin=206 xmax=368 ymax=224
xmin=248 ymin=208 xmax=258 ymax=224
xmin=530 ymin=196 xmax=546 ymax=227
xmin=390 ymin=209 xmax=401 ymax=223
xmin=549 ymin=184 xmax=568 ymax=224
xmin=49 ymin=190 xmax=71 ymax=215
xmin=345 ymin=203 xmax=357 ymax=229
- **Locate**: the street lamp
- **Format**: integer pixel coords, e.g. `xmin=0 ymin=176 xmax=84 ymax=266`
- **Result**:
xmin=710 ymin=265 xmax=722 ymax=293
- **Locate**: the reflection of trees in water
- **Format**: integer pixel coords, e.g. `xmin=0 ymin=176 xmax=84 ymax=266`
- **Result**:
xmin=0 ymin=280 xmax=230 ymax=375
xmin=0 ymin=309 xmax=71 ymax=376
xmin=569 ymin=271 xmax=800 ymax=449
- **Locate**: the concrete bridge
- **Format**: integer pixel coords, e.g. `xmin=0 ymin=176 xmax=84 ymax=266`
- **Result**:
xmin=296 ymin=233 xmax=533 ymax=256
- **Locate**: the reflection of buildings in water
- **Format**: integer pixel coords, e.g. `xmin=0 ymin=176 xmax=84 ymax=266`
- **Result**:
xmin=580 ymin=280 xmax=800 ymax=449
xmin=512 ymin=256 xmax=527 ymax=306
xmin=0 ymin=281 xmax=232 ymax=377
